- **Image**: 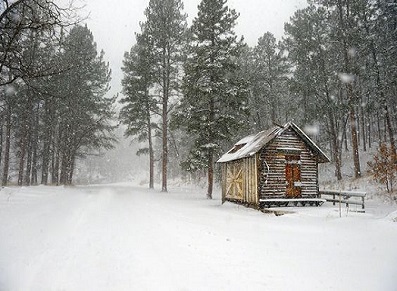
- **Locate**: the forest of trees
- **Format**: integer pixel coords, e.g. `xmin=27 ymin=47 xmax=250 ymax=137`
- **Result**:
xmin=1 ymin=0 xmax=396 ymax=194
xmin=0 ymin=0 xmax=116 ymax=185
xmin=121 ymin=0 xmax=397 ymax=196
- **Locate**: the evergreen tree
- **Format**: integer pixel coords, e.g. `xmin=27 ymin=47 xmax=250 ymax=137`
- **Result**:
xmin=14 ymin=26 xmax=53 ymax=185
xmin=333 ymin=0 xmax=362 ymax=178
xmin=1 ymin=4 xmax=115 ymax=186
xmin=56 ymin=25 xmax=115 ymax=185
xmin=284 ymin=5 xmax=346 ymax=180
xmin=249 ymin=32 xmax=290 ymax=130
xmin=370 ymin=0 xmax=397 ymax=160
xmin=0 ymin=0 xmax=76 ymax=185
xmin=174 ymin=0 xmax=249 ymax=199
xmin=143 ymin=0 xmax=187 ymax=192
xmin=120 ymin=32 xmax=157 ymax=189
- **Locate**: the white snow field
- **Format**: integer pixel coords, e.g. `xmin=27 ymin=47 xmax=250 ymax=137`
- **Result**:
xmin=0 ymin=183 xmax=396 ymax=291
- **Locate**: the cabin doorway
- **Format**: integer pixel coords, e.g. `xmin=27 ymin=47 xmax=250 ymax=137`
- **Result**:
xmin=225 ymin=162 xmax=243 ymax=200
xmin=285 ymin=155 xmax=301 ymax=198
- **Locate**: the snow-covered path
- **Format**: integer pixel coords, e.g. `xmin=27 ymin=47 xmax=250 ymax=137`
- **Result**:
xmin=0 ymin=184 xmax=396 ymax=291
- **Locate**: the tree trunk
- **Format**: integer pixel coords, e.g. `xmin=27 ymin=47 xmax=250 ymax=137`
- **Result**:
xmin=68 ymin=154 xmax=75 ymax=185
xmin=368 ymin=113 xmax=372 ymax=149
xmin=161 ymin=98 xmax=168 ymax=192
xmin=60 ymin=150 xmax=69 ymax=185
xmin=52 ymin=146 xmax=60 ymax=185
xmin=161 ymin=46 xmax=169 ymax=193
xmin=207 ymin=150 xmax=213 ymax=199
xmin=24 ymin=137 xmax=32 ymax=186
xmin=341 ymin=114 xmax=349 ymax=152
xmin=269 ymin=78 xmax=276 ymax=124
xmin=376 ymin=111 xmax=382 ymax=146
xmin=2 ymin=108 xmax=11 ymax=186
xmin=31 ymin=103 xmax=39 ymax=185
xmin=41 ymin=146 xmax=50 ymax=184
xmin=52 ymin=126 xmax=61 ymax=185
xmin=206 ymin=86 xmax=216 ymax=198
xmin=31 ymin=140 xmax=38 ymax=185
xmin=349 ymin=99 xmax=361 ymax=178
xmin=41 ymin=99 xmax=52 ymax=185
xmin=320 ymin=49 xmax=342 ymax=180
xmin=337 ymin=0 xmax=361 ymax=178
xmin=17 ymin=131 xmax=27 ymax=186
xmin=360 ymin=94 xmax=366 ymax=152
xmin=385 ymin=103 xmax=396 ymax=162
xmin=25 ymin=103 xmax=35 ymax=186
xmin=146 ymin=92 xmax=154 ymax=189
xmin=0 ymin=115 xmax=3 ymax=178
xmin=149 ymin=136 xmax=154 ymax=189
xmin=328 ymin=112 xmax=342 ymax=180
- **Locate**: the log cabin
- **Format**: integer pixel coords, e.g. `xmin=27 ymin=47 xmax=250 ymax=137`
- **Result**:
xmin=217 ymin=122 xmax=330 ymax=207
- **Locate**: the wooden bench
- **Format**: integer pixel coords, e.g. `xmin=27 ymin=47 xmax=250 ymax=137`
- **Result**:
xmin=319 ymin=190 xmax=366 ymax=210
xmin=259 ymin=198 xmax=326 ymax=208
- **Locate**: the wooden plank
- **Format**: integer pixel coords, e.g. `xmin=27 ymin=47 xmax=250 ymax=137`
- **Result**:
xmin=320 ymin=190 xmax=366 ymax=197
xmin=221 ymin=163 xmax=227 ymax=204
xmin=260 ymin=198 xmax=326 ymax=203
xmin=260 ymin=198 xmax=326 ymax=208
xmin=324 ymin=199 xmax=364 ymax=205
xmin=319 ymin=190 xmax=366 ymax=209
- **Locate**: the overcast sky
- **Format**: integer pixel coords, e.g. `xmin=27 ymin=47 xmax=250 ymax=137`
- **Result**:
xmin=80 ymin=0 xmax=307 ymax=97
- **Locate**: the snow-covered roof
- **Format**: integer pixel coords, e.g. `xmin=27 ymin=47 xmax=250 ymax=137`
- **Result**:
xmin=217 ymin=122 xmax=330 ymax=163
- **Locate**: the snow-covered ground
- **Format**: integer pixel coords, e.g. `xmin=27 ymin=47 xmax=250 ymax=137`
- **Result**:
xmin=0 ymin=183 xmax=396 ymax=291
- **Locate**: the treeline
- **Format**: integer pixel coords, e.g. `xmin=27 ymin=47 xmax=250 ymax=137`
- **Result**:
xmin=282 ymin=0 xmax=397 ymax=180
xmin=120 ymin=0 xmax=248 ymax=197
xmin=120 ymin=0 xmax=397 ymax=196
xmin=243 ymin=0 xmax=397 ymax=181
xmin=0 ymin=0 xmax=115 ymax=185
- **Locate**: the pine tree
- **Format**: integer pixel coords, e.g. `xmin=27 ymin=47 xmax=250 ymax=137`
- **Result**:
xmin=56 ymin=25 xmax=115 ymax=185
xmin=120 ymin=32 xmax=157 ymax=189
xmin=0 ymin=0 xmax=75 ymax=185
xmin=14 ymin=27 xmax=49 ymax=186
xmin=143 ymin=0 xmax=187 ymax=192
xmin=333 ymin=0 xmax=362 ymax=178
xmin=174 ymin=0 xmax=249 ymax=199
xmin=249 ymin=32 xmax=290 ymax=129
xmin=284 ymin=4 xmax=346 ymax=180
xmin=371 ymin=0 xmax=397 ymax=161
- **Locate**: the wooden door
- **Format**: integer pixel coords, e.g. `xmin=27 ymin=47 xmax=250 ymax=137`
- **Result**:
xmin=226 ymin=162 xmax=243 ymax=200
xmin=285 ymin=155 xmax=301 ymax=198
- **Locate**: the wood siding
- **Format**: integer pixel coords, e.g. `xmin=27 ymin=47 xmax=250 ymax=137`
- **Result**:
xmin=225 ymin=160 xmax=244 ymax=200
xmin=222 ymin=157 xmax=258 ymax=205
xmin=259 ymin=128 xmax=319 ymax=200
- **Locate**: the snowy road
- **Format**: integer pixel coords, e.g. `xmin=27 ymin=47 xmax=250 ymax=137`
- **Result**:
xmin=0 ymin=184 xmax=396 ymax=291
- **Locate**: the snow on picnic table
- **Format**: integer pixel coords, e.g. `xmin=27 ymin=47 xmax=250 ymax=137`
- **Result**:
xmin=0 ymin=184 xmax=396 ymax=291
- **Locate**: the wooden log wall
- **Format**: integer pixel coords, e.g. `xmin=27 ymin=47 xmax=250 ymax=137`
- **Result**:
xmin=259 ymin=128 xmax=319 ymax=200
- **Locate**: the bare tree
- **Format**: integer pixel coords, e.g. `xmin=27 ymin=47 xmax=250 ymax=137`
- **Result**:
xmin=0 ymin=0 xmax=80 ymax=87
